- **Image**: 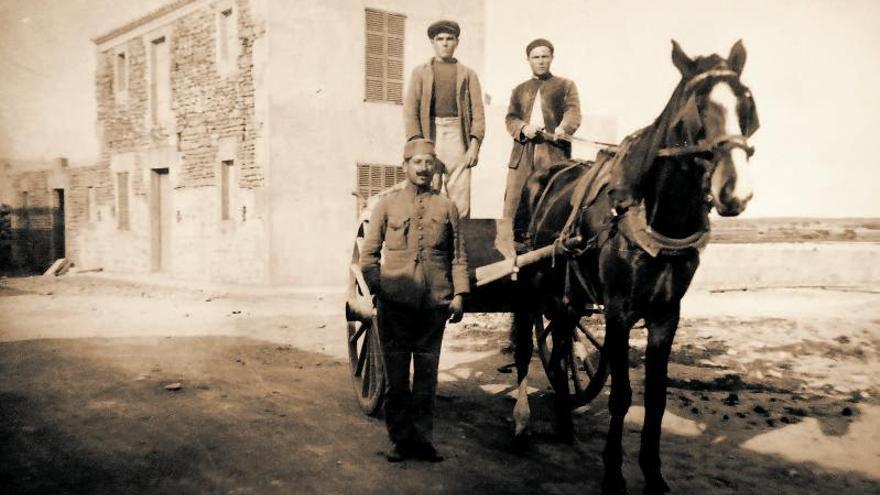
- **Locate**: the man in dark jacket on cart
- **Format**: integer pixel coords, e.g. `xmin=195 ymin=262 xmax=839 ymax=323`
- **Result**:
xmin=504 ymin=38 xmax=581 ymax=250
xmin=360 ymin=138 xmax=469 ymax=462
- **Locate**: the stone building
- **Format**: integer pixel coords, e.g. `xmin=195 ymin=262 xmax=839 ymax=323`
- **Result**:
xmin=0 ymin=159 xmax=69 ymax=273
xmin=0 ymin=0 xmax=487 ymax=285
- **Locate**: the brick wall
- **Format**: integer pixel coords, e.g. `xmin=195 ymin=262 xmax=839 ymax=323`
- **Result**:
xmin=66 ymin=164 xmax=115 ymax=268
xmin=96 ymin=0 xmax=263 ymax=189
xmin=84 ymin=0 xmax=269 ymax=282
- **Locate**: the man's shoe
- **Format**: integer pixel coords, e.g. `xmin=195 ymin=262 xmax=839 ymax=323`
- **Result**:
xmin=411 ymin=442 xmax=444 ymax=462
xmin=385 ymin=443 xmax=408 ymax=463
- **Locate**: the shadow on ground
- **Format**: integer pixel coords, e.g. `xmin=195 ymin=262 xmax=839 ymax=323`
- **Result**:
xmin=1 ymin=336 xmax=877 ymax=495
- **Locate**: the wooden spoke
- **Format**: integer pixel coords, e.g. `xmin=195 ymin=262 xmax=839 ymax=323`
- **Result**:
xmin=347 ymin=227 xmax=384 ymax=416
xmin=361 ymin=338 xmax=372 ymax=396
xmin=537 ymin=313 xmax=609 ymax=409
xmin=538 ymin=326 xmax=552 ymax=344
xmin=583 ymin=355 xmax=596 ymax=378
xmin=569 ymin=357 xmax=584 ymax=394
xmin=355 ymin=325 xmax=369 ymax=377
xmin=577 ymin=321 xmax=603 ymax=349
xmin=349 ymin=322 xmax=367 ymax=344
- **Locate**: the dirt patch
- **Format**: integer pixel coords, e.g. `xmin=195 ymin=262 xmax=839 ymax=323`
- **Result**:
xmin=1 ymin=275 xmax=879 ymax=494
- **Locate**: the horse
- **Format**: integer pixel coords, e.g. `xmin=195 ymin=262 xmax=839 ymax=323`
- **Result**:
xmin=508 ymin=39 xmax=759 ymax=494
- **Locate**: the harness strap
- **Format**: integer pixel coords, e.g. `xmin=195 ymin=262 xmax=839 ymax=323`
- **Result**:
xmin=683 ymin=69 xmax=739 ymax=92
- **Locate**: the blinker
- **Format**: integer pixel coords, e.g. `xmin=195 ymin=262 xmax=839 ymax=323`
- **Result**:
xmin=671 ymin=93 xmax=703 ymax=144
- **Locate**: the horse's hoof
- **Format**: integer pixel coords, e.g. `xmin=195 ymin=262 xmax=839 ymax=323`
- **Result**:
xmin=643 ymin=476 xmax=670 ymax=495
xmin=601 ymin=474 xmax=628 ymax=495
xmin=511 ymin=433 xmax=530 ymax=454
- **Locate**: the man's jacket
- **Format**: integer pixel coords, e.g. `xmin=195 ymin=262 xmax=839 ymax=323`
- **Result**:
xmin=404 ymin=58 xmax=486 ymax=146
xmin=360 ymin=183 xmax=470 ymax=309
xmin=505 ymin=74 xmax=581 ymax=168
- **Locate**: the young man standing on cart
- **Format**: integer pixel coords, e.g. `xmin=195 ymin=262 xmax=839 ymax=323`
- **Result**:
xmin=404 ymin=20 xmax=486 ymax=218
xmin=504 ymin=38 xmax=582 ymax=250
xmin=360 ymin=138 xmax=469 ymax=463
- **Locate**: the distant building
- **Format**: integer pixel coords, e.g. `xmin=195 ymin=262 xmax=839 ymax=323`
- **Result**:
xmin=0 ymin=158 xmax=69 ymax=273
xmin=1 ymin=0 xmax=486 ymax=285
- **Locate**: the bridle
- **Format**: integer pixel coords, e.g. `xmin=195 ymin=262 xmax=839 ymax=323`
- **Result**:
xmin=657 ymin=67 xmax=758 ymax=208
xmin=664 ymin=68 xmax=756 ymax=157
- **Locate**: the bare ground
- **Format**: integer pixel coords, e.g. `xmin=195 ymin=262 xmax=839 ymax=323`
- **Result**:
xmin=0 ymin=274 xmax=878 ymax=494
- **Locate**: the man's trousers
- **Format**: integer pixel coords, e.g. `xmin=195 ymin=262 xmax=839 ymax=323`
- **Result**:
xmin=376 ymin=298 xmax=449 ymax=445
xmin=433 ymin=116 xmax=470 ymax=218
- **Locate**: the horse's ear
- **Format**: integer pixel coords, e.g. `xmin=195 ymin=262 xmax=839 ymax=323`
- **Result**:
xmin=728 ymin=39 xmax=747 ymax=75
xmin=671 ymin=40 xmax=695 ymax=77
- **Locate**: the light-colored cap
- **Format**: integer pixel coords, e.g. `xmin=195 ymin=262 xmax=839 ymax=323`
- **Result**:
xmin=404 ymin=138 xmax=436 ymax=160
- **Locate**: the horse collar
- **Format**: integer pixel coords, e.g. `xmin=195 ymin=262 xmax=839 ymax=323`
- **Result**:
xmin=618 ymin=203 xmax=710 ymax=257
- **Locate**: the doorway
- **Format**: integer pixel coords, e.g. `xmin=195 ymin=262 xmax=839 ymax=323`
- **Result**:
xmin=150 ymin=168 xmax=172 ymax=272
xmin=51 ymin=189 xmax=65 ymax=260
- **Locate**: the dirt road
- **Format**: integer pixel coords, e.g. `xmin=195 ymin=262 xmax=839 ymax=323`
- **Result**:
xmin=1 ymin=274 xmax=878 ymax=494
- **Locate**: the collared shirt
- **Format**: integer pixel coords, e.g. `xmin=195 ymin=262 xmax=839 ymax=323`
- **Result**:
xmin=360 ymin=182 xmax=470 ymax=309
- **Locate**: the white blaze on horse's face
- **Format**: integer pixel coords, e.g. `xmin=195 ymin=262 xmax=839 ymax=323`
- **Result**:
xmin=708 ymin=81 xmax=753 ymax=216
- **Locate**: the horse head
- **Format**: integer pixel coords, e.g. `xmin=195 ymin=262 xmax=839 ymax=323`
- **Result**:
xmin=669 ymin=39 xmax=759 ymax=216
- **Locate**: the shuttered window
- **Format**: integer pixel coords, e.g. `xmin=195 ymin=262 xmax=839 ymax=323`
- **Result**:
xmin=356 ymin=163 xmax=406 ymax=205
xmin=365 ymin=9 xmax=405 ymax=104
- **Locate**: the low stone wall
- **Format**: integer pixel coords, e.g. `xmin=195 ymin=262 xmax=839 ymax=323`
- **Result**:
xmin=691 ymin=242 xmax=880 ymax=290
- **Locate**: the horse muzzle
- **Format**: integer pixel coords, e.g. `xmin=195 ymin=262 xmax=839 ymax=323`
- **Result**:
xmin=714 ymin=190 xmax=752 ymax=216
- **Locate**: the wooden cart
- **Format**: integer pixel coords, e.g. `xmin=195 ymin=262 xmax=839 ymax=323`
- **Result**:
xmin=345 ymin=191 xmax=609 ymax=415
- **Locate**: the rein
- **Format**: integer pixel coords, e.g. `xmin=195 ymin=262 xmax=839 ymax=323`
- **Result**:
xmin=559 ymin=130 xmax=753 ymax=160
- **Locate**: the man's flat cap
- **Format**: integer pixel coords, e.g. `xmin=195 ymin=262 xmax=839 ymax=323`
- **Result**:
xmin=427 ymin=20 xmax=460 ymax=39
xmin=404 ymin=139 xmax=436 ymax=160
xmin=526 ymin=38 xmax=555 ymax=56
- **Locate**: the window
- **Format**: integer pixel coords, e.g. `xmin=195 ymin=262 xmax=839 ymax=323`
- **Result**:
xmin=356 ymin=163 xmax=406 ymax=208
xmin=220 ymin=160 xmax=234 ymax=220
xmin=364 ymin=9 xmax=405 ymax=104
xmin=114 ymin=50 xmax=128 ymax=102
xmin=149 ymin=36 xmax=171 ymax=127
xmin=216 ymin=4 xmax=239 ymax=75
xmin=117 ymin=172 xmax=129 ymax=230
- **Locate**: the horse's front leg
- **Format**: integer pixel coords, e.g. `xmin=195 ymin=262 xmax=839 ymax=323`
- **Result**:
xmin=639 ymin=305 xmax=679 ymax=494
xmin=512 ymin=309 xmax=536 ymax=442
xmin=602 ymin=303 xmax=636 ymax=495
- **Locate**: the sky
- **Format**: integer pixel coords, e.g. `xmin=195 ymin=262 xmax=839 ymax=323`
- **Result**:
xmin=483 ymin=0 xmax=880 ymax=218
xmin=0 ymin=0 xmax=169 ymax=164
xmin=1 ymin=0 xmax=879 ymax=217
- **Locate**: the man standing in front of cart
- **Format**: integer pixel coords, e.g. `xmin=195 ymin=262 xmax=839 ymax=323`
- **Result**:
xmin=360 ymin=138 xmax=469 ymax=463
xmin=404 ymin=20 xmax=485 ymax=218
xmin=504 ymin=38 xmax=581 ymax=250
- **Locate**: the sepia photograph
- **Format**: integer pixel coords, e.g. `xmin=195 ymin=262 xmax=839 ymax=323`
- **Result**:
xmin=1 ymin=0 xmax=878 ymax=493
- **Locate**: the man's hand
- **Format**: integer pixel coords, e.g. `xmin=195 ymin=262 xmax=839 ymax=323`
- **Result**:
xmin=552 ymin=126 xmax=569 ymax=142
xmin=465 ymin=139 xmax=480 ymax=168
xmin=448 ymin=295 xmax=464 ymax=323
xmin=522 ymin=124 xmax=543 ymax=140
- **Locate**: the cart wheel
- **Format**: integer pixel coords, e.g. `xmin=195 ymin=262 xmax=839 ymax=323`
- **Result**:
xmin=535 ymin=312 xmax=609 ymax=408
xmin=346 ymin=221 xmax=385 ymax=416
